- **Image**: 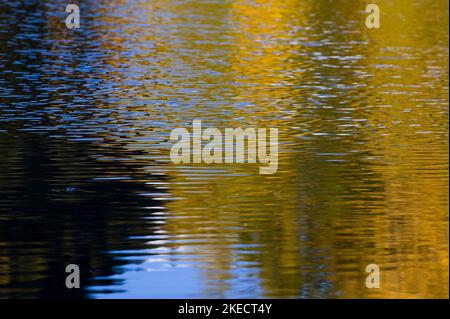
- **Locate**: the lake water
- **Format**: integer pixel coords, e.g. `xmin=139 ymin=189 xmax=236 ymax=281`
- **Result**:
xmin=0 ymin=0 xmax=448 ymax=298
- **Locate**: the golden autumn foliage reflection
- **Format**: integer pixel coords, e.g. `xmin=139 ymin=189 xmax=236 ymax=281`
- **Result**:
xmin=0 ymin=0 xmax=448 ymax=298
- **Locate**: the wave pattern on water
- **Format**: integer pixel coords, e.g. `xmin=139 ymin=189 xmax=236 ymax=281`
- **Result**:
xmin=0 ymin=0 xmax=448 ymax=298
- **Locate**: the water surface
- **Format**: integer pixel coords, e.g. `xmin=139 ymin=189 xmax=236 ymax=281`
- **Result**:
xmin=0 ymin=0 xmax=448 ymax=298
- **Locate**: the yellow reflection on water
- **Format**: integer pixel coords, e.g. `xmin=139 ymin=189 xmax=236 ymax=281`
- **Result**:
xmin=154 ymin=0 xmax=448 ymax=298
xmin=34 ymin=0 xmax=447 ymax=298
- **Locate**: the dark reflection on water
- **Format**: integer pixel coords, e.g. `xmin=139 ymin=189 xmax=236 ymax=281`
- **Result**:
xmin=0 ymin=133 xmax=164 ymax=298
xmin=0 ymin=0 xmax=448 ymax=298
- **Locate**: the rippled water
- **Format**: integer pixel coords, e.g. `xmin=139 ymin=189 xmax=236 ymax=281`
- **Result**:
xmin=0 ymin=0 xmax=448 ymax=298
